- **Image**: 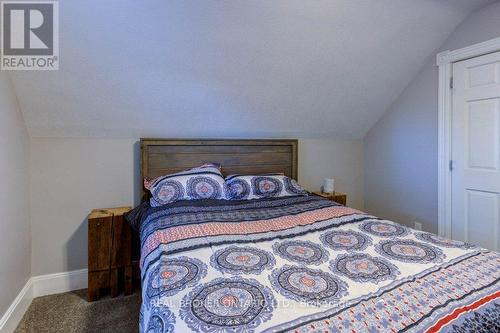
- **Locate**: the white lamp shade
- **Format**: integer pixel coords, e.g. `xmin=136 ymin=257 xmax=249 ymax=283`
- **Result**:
xmin=323 ymin=178 xmax=335 ymax=193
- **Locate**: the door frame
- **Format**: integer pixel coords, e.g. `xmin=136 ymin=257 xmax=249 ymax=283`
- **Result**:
xmin=437 ymin=37 xmax=500 ymax=238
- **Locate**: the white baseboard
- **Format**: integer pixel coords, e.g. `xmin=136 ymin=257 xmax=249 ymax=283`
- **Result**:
xmin=0 ymin=269 xmax=88 ymax=333
xmin=32 ymin=269 xmax=88 ymax=298
xmin=0 ymin=279 xmax=33 ymax=333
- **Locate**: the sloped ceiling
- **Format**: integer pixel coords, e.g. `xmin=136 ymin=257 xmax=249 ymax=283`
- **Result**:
xmin=10 ymin=0 xmax=497 ymax=139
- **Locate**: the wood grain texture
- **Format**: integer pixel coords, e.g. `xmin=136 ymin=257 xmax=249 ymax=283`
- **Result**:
xmin=141 ymin=139 xmax=298 ymax=201
xmin=312 ymin=191 xmax=347 ymax=206
xmin=88 ymin=212 xmax=113 ymax=302
xmin=88 ymin=207 xmax=132 ymax=301
xmin=88 ymin=215 xmax=113 ymax=271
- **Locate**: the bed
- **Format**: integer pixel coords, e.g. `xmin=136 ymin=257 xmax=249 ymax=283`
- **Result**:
xmin=127 ymin=139 xmax=500 ymax=333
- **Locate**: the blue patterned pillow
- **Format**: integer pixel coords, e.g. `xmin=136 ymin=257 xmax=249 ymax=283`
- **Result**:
xmin=225 ymin=174 xmax=308 ymax=200
xmin=146 ymin=164 xmax=228 ymax=206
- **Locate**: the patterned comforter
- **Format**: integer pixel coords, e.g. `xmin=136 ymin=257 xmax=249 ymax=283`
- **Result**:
xmin=126 ymin=195 xmax=500 ymax=333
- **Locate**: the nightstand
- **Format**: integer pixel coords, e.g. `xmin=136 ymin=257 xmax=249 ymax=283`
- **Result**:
xmin=312 ymin=191 xmax=347 ymax=206
xmin=88 ymin=206 xmax=131 ymax=302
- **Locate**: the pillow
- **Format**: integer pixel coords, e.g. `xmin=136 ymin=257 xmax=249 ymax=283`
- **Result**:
xmin=146 ymin=164 xmax=227 ymax=207
xmin=225 ymin=174 xmax=308 ymax=200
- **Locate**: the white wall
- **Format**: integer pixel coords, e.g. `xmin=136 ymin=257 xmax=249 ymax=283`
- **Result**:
xmin=30 ymin=139 xmax=138 ymax=276
xmin=299 ymin=139 xmax=364 ymax=209
xmin=364 ymin=2 xmax=500 ymax=233
xmin=0 ymin=73 xmax=31 ymax=316
xmin=30 ymin=138 xmax=364 ymax=276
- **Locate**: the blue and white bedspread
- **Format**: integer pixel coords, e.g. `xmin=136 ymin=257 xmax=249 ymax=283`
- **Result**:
xmin=126 ymin=195 xmax=500 ymax=333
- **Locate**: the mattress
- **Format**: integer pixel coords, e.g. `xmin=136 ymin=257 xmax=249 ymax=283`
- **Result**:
xmin=126 ymin=195 xmax=500 ymax=333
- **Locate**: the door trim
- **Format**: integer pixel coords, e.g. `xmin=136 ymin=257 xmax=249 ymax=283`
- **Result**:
xmin=437 ymin=37 xmax=500 ymax=238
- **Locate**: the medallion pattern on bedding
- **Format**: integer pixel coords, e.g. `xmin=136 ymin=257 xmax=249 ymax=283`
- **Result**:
xmin=210 ymin=246 xmax=276 ymax=275
xmin=329 ymin=253 xmax=400 ymax=283
xmin=375 ymin=239 xmax=445 ymax=264
xmin=180 ymin=277 xmax=276 ymax=333
xmin=226 ymin=174 xmax=307 ymax=200
xmin=225 ymin=178 xmax=251 ymax=200
xmin=320 ymin=229 xmax=372 ymax=251
xmin=269 ymin=265 xmax=348 ymax=306
xmin=145 ymin=256 xmax=206 ymax=301
xmin=145 ymin=306 xmax=175 ymax=333
xmin=272 ymin=240 xmax=329 ymax=265
xmin=359 ymin=219 xmax=409 ymax=237
xmin=415 ymin=231 xmax=475 ymax=249
xmin=126 ymin=195 xmax=500 ymax=333
xmin=146 ymin=164 xmax=228 ymax=206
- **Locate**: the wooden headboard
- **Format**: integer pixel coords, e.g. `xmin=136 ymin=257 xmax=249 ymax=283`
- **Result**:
xmin=140 ymin=139 xmax=298 ymax=201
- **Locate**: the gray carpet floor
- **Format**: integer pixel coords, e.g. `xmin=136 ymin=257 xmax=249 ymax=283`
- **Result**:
xmin=15 ymin=290 xmax=141 ymax=333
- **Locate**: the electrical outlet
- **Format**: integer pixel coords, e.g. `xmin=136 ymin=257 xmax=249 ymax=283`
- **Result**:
xmin=414 ymin=221 xmax=423 ymax=231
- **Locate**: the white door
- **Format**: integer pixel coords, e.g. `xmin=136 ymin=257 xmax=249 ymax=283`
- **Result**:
xmin=452 ymin=51 xmax=500 ymax=251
